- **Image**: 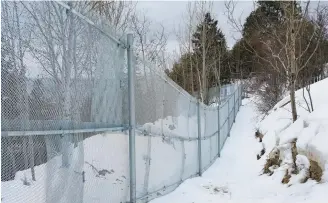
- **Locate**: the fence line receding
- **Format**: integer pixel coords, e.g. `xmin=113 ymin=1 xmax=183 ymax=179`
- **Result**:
xmin=1 ymin=1 xmax=243 ymax=203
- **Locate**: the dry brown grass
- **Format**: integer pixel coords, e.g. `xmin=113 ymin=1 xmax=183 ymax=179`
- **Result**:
xmin=263 ymin=148 xmax=280 ymax=174
xmin=255 ymin=129 xmax=264 ymax=142
xmin=281 ymin=169 xmax=291 ymax=184
xmin=291 ymin=139 xmax=298 ymax=174
xmin=261 ymin=136 xmax=323 ymax=185
xmin=309 ymin=160 xmax=323 ymax=182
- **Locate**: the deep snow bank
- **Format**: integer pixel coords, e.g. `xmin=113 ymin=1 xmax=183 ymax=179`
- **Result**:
xmin=258 ymin=78 xmax=328 ymax=183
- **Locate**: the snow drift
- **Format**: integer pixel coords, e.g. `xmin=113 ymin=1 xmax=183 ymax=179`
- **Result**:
xmin=258 ymin=78 xmax=328 ymax=183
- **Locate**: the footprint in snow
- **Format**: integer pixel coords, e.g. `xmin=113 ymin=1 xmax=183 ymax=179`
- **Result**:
xmin=202 ymin=184 xmax=229 ymax=195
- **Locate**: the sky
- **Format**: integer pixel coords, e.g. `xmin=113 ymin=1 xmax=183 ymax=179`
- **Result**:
xmin=10 ymin=0 xmax=325 ymax=78
xmin=136 ymin=0 xmax=256 ymax=53
xmin=135 ymin=0 xmax=327 ymax=54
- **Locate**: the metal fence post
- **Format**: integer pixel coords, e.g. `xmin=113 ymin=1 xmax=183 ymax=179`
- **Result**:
xmin=237 ymin=85 xmax=240 ymax=112
xmin=217 ymin=104 xmax=221 ymax=158
xmin=239 ymin=85 xmax=242 ymax=109
xmin=227 ymin=96 xmax=230 ymax=137
xmin=240 ymin=85 xmax=243 ymax=107
xmin=197 ymin=101 xmax=202 ymax=176
xmin=233 ymin=90 xmax=236 ymax=123
xmin=127 ymin=33 xmax=136 ymax=203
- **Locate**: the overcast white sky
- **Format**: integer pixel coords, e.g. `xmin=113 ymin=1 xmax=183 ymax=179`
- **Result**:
xmin=136 ymin=0 xmax=326 ymax=54
xmin=136 ymin=0 xmax=256 ymax=53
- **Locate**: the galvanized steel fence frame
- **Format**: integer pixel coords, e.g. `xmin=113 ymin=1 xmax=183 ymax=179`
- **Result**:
xmin=1 ymin=2 xmax=243 ymax=203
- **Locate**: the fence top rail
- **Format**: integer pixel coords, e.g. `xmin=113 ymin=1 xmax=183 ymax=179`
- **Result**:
xmin=141 ymin=59 xmax=198 ymax=103
xmin=140 ymin=58 xmax=241 ymax=108
xmin=55 ymin=1 xmax=126 ymax=48
xmin=218 ymin=84 xmax=240 ymax=110
xmin=1 ymin=126 xmax=127 ymax=137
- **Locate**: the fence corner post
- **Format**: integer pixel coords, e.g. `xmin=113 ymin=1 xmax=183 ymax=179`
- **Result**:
xmin=197 ymin=100 xmax=202 ymax=176
xmin=127 ymin=33 xmax=136 ymax=203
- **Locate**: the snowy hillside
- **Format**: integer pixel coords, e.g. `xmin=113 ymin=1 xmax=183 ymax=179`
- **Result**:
xmin=258 ymin=78 xmax=328 ymax=179
xmin=149 ymin=79 xmax=328 ymax=203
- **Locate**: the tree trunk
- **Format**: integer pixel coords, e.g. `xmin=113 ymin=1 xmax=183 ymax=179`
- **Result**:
xmin=302 ymin=85 xmax=311 ymax=112
xmin=202 ymin=23 xmax=207 ymax=104
xmin=289 ymin=1 xmax=298 ymax=122
xmin=28 ymin=136 xmax=35 ymax=181
xmin=62 ymin=2 xmax=75 ymax=168
xmin=196 ymin=58 xmax=202 ymax=100
xmin=188 ymin=3 xmax=195 ymax=94
xmin=290 ymin=77 xmax=298 ymax=122
xmin=306 ymin=84 xmax=314 ymax=112
xmin=190 ymin=51 xmax=194 ymax=94
xmin=182 ymin=61 xmax=186 ymax=90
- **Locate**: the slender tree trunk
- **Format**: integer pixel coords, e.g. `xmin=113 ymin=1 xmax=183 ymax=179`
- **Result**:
xmin=290 ymin=78 xmax=297 ymax=121
xmin=182 ymin=60 xmax=186 ymax=90
xmin=189 ymin=48 xmax=194 ymax=94
xmin=196 ymin=58 xmax=202 ymax=100
xmin=218 ymin=53 xmax=221 ymax=103
xmin=289 ymin=1 xmax=298 ymax=122
xmin=188 ymin=2 xmax=195 ymax=94
xmin=213 ymin=49 xmax=221 ymax=103
xmin=62 ymin=3 xmax=75 ymax=168
xmin=28 ymin=136 xmax=35 ymax=181
xmin=306 ymin=84 xmax=314 ymax=112
xmin=202 ymin=23 xmax=207 ymax=104
xmin=302 ymin=85 xmax=311 ymax=112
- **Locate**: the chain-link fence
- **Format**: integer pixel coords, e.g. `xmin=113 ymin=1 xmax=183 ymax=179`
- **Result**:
xmin=1 ymin=1 xmax=243 ymax=203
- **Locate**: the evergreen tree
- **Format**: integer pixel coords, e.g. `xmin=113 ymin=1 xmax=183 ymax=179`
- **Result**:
xmin=167 ymin=12 xmax=229 ymax=99
xmin=230 ymin=39 xmax=254 ymax=78
xmin=168 ymin=53 xmax=198 ymax=93
xmin=192 ymin=12 xmax=229 ymax=87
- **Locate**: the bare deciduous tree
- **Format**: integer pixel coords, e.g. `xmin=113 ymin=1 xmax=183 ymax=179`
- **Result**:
xmin=225 ymin=0 xmax=326 ymax=120
xmin=88 ymin=1 xmax=136 ymax=34
xmin=2 ymin=1 xmax=36 ymax=181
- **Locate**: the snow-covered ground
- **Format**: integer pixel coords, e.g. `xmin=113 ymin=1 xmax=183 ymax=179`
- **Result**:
xmin=3 ymin=78 xmax=328 ymax=203
xmin=259 ymin=79 xmax=328 ymax=172
xmin=1 ymin=110 xmax=218 ymax=203
xmin=1 ymin=133 xmax=130 ymax=203
xmin=150 ymin=79 xmax=328 ymax=203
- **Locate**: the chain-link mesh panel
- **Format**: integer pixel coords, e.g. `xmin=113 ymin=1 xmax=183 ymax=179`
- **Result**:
xmin=82 ymin=132 xmax=130 ymax=203
xmin=181 ymin=101 xmax=198 ymax=180
xmin=219 ymin=100 xmax=230 ymax=150
xmin=134 ymin=59 xmax=200 ymax=202
xmin=201 ymin=106 xmax=218 ymax=171
xmin=1 ymin=1 xmax=127 ymax=129
xmin=228 ymin=92 xmax=235 ymax=132
xmin=208 ymin=108 xmax=219 ymax=162
xmin=132 ymin=61 xmax=244 ymax=202
xmin=2 ymin=1 xmax=243 ymax=203
xmin=1 ymin=132 xmax=129 ymax=203
xmin=1 ymin=1 xmax=128 ymax=203
xmin=188 ymin=101 xmax=198 ymax=138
